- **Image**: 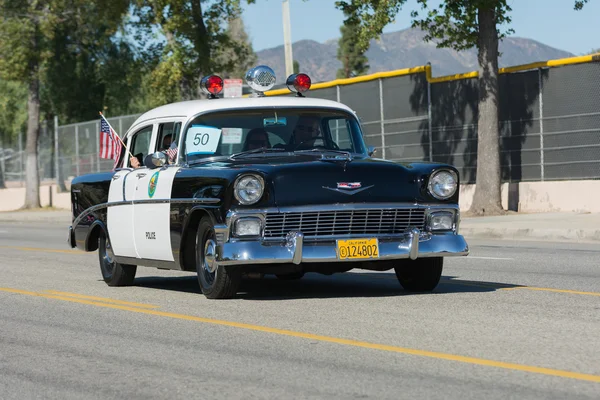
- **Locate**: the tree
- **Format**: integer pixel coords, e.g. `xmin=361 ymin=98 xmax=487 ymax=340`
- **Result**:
xmin=293 ymin=60 xmax=300 ymax=74
xmin=213 ymin=16 xmax=258 ymax=80
xmin=132 ymin=0 xmax=258 ymax=102
xmin=0 ymin=0 xmax=129 ymax=208
xmin=335 ymin=0 xmax=591 ymax=216
xmin=0 ymin=79 xmax=28 ymax=189
xmin=336 ymin=13 xmax=369 ymax=79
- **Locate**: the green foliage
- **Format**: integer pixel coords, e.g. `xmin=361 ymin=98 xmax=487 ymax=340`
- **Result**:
xmin=0 ymin=79 xmax=27 ymax=146
xmin=213 ymin=16 xmax=258 ymax=79
xmin=0 ymin=0 xmax=132 ymax=124
xmin=335 ymin=1 xmax=591 ymax=53
xmin=410 ymin=1 xmax=514 ymax=52
xmin=131 ymin=0 xmax=258 ymax=100
xmin=335 ymin=0 xmax=407 ymax=53
xmin=574 ymin=0 xmax=590 ymax=9
xmin=293 ymin=60 xmax=300 ymax=74
xmin=336 ymin=15 xmax=370 ymax=79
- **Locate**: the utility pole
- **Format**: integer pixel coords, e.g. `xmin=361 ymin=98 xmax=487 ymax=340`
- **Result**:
xmin=282 ymin=0 xmax=294 ymax=77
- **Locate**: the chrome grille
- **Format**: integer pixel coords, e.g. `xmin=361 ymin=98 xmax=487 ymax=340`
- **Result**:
xmin=264 ymin=208 xmax=426 ymax=239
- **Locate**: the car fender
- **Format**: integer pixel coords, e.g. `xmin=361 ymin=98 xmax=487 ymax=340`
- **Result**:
xmin=85 ymin=220 xmax=109 ymax=252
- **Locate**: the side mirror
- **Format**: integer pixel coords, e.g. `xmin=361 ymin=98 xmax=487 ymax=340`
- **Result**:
xmin=367 ymin=146 xmax=376 ymax=157
xmin=144 ymin=151 xmax=167 ymax=169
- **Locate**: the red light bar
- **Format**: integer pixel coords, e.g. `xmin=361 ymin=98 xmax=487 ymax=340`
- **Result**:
xmin=201 ymin=75 xmax=224 ymax=98
xmin=286 ymin=73 xmax=311 ymax=96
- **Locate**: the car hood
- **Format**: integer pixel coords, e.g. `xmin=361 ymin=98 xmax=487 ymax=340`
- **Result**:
xmin=191 ymin=154 xmax=452 ymax=207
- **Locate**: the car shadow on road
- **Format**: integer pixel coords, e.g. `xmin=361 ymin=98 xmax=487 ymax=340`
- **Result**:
xmin=131 ymin=272 xmax=523 ymax=300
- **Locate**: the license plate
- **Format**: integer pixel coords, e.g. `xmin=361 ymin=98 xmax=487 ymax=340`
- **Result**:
xmin=336 ymin=238 xmax=379 ymax=260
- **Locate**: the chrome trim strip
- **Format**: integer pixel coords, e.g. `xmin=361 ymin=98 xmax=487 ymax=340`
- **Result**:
xmin=408 ymin=228 xmax=419 ymax=260
xmin=72 ymin=197 xmax=221 ymax=228
xmin=289 ymin=232 xmax=303 ymax=264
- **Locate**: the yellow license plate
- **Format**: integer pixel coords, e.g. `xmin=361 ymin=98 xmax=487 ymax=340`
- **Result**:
xmin=336 ymin=238 xmax=379 ymax=260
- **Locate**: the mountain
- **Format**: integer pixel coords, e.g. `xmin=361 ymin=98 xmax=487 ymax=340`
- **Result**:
xmin=255 ymin=27 xmax=575 ymax=83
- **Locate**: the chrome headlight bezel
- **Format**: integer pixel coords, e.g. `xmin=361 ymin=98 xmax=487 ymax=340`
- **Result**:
xmin=427 ymin=169 xmax=458 ymax=200
xmin=233 ymin=173 xmax=265 ymax=205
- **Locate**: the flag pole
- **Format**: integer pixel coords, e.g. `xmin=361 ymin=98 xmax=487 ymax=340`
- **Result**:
xmin=99 ymin=111 xmax=133 ymax=158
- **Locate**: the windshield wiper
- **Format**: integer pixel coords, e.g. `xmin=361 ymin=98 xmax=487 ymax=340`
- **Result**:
xmin=294 ymin=148 xmax=354 ymax=159
xmin=229 ymin=147 xmax=288 ymax=159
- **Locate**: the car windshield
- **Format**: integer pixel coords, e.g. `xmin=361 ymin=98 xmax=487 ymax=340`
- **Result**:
xmin=181 ymin=107 xmax=367 ymax=162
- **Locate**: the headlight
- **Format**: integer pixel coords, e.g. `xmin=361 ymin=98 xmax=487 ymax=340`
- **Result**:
xmin=234 ymin=174 xmax=264 ymax=205
xmin=427 ymin=170 xmax=458 ymax=200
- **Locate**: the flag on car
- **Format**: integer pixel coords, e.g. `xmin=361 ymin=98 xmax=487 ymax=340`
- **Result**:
xmin=99 ymin=117 xmax=123 ymax=170
xmin=166 ymin=143 xmax=178 ymax=163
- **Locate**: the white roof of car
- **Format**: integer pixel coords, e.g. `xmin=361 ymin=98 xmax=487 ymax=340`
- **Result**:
xmin=127 ymin=96 xmax=356 ymax=135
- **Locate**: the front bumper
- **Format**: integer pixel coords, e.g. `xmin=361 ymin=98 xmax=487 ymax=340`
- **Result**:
xmin=216 ymin=229 xmax=469 ymax=266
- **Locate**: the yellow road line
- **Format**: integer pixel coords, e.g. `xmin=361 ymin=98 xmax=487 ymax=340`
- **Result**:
xmin=0 ymin=245 xmax=84 ymax=255
xmin=500 ymin=286 xmax=600 ymax=297
xmin=43 ymin=290 xmax=160 ymax=309
xmin=1 ymin=286 xmax=599 ymax=384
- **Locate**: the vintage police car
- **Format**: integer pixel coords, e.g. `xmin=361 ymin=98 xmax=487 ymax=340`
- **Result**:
xmin=67 ymin=65 xmax=469 ymax=299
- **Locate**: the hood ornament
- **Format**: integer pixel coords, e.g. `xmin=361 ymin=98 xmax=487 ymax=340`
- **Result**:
xmin=323 ymin=182 xmax=374 ymax=195
xmin=337 ymin=182 xmax=361 ymax=189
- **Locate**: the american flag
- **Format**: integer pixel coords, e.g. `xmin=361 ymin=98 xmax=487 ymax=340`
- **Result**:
xmin=166 ymin=144 xmax=178 ymax=163
xmin=99 ymin=117 xmax=122 ymax=169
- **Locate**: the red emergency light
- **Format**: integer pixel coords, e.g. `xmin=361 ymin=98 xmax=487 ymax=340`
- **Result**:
xmin=286 ymin=73 xmax=311 ymax=96
xmin=201 ymin=75 xmax=224 ymax=98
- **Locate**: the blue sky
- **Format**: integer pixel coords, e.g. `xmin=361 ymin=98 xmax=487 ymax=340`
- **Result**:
xmin=241 ymin=0 xmax=600 ymax=55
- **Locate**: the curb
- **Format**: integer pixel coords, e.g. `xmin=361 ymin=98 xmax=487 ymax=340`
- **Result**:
xmin=461 ymin=227 xmax=600 ymax=243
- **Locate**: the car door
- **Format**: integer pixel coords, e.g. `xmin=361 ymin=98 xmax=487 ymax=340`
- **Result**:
xmin=132 ymin=121 xmax=183 ymax=261
xmin=107 ymin=125 xmax=154 ymax=258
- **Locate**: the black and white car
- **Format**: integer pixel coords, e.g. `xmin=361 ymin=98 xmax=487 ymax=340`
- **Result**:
xmin=68 ymin=65 xmax=469 ymax=299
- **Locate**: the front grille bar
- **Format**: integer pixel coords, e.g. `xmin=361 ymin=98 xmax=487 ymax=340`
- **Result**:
xmin=264 ymin=208 xmax=427 ymax=239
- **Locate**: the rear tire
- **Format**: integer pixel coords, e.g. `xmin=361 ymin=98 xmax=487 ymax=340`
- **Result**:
xmin=98 ymin=231 xmax=137 ymax=286
xmin=196 ymin=217 xmax=241 ymax=299
xmin=394 ymin=257 xmax=443 ymax=292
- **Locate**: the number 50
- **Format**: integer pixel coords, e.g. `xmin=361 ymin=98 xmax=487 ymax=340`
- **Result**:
xmin=193 ymin=133 xmax=210 ymax=146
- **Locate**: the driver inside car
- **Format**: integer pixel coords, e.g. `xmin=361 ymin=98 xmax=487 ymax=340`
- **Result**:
xmin=289 ymin=116 xmax=323 ymax=150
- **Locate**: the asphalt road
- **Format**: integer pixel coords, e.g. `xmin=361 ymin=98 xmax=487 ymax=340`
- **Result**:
xmin=1 ymin=221 xmax=599 ymax=399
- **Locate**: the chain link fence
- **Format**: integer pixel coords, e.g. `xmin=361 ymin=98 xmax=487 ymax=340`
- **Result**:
xmin=1 ymin=56 xmax=598 ymax=188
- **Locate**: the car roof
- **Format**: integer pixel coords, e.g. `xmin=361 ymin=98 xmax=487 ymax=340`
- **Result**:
xmin=126 ymin=96 xmax=356 ymax=135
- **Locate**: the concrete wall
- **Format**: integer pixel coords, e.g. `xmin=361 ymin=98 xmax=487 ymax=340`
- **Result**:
xmin=0 ymin=185 xmax=71 ymax=212
xmin=459 ymin=180 xmax=600 ymax=213
xmin=1 ymin=180 xmax=599 ymax=213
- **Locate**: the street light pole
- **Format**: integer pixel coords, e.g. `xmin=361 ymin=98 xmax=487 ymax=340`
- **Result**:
xmin=282 ymin=0 xmax=293 ymax=77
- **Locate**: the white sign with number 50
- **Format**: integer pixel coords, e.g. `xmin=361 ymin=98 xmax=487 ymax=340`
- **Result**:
xmin=185 ymin=125 xmax=222 ymax=155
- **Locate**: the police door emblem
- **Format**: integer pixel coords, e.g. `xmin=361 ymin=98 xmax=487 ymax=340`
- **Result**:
xmin=148 ymin=171 xmax=159 ymax=198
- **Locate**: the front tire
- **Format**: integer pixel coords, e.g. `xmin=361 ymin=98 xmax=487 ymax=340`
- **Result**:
xmin=98 ymin=231 xmax=137 ymax=286
xmin=196 ymin=217 xmax=241 ymax=299
xmin=394 ymin=257 xmax=443 ymax=292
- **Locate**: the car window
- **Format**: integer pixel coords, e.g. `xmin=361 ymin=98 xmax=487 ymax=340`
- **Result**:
xmin=327 ymin=118 xmax=354 ymax=151
xmin=128 ymin=126 xmax=153 ymax=167
xmin=182 ymin=108 xmax=366 ymax=161
xmin=156 ymin=122 xmax=181 ymax=152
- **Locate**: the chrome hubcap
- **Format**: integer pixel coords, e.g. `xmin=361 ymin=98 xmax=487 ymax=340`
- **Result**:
xmin=202 ymin=238 xmax=217 ymax=285
xmin=102 ymin=236 xmax=116 ymax=275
